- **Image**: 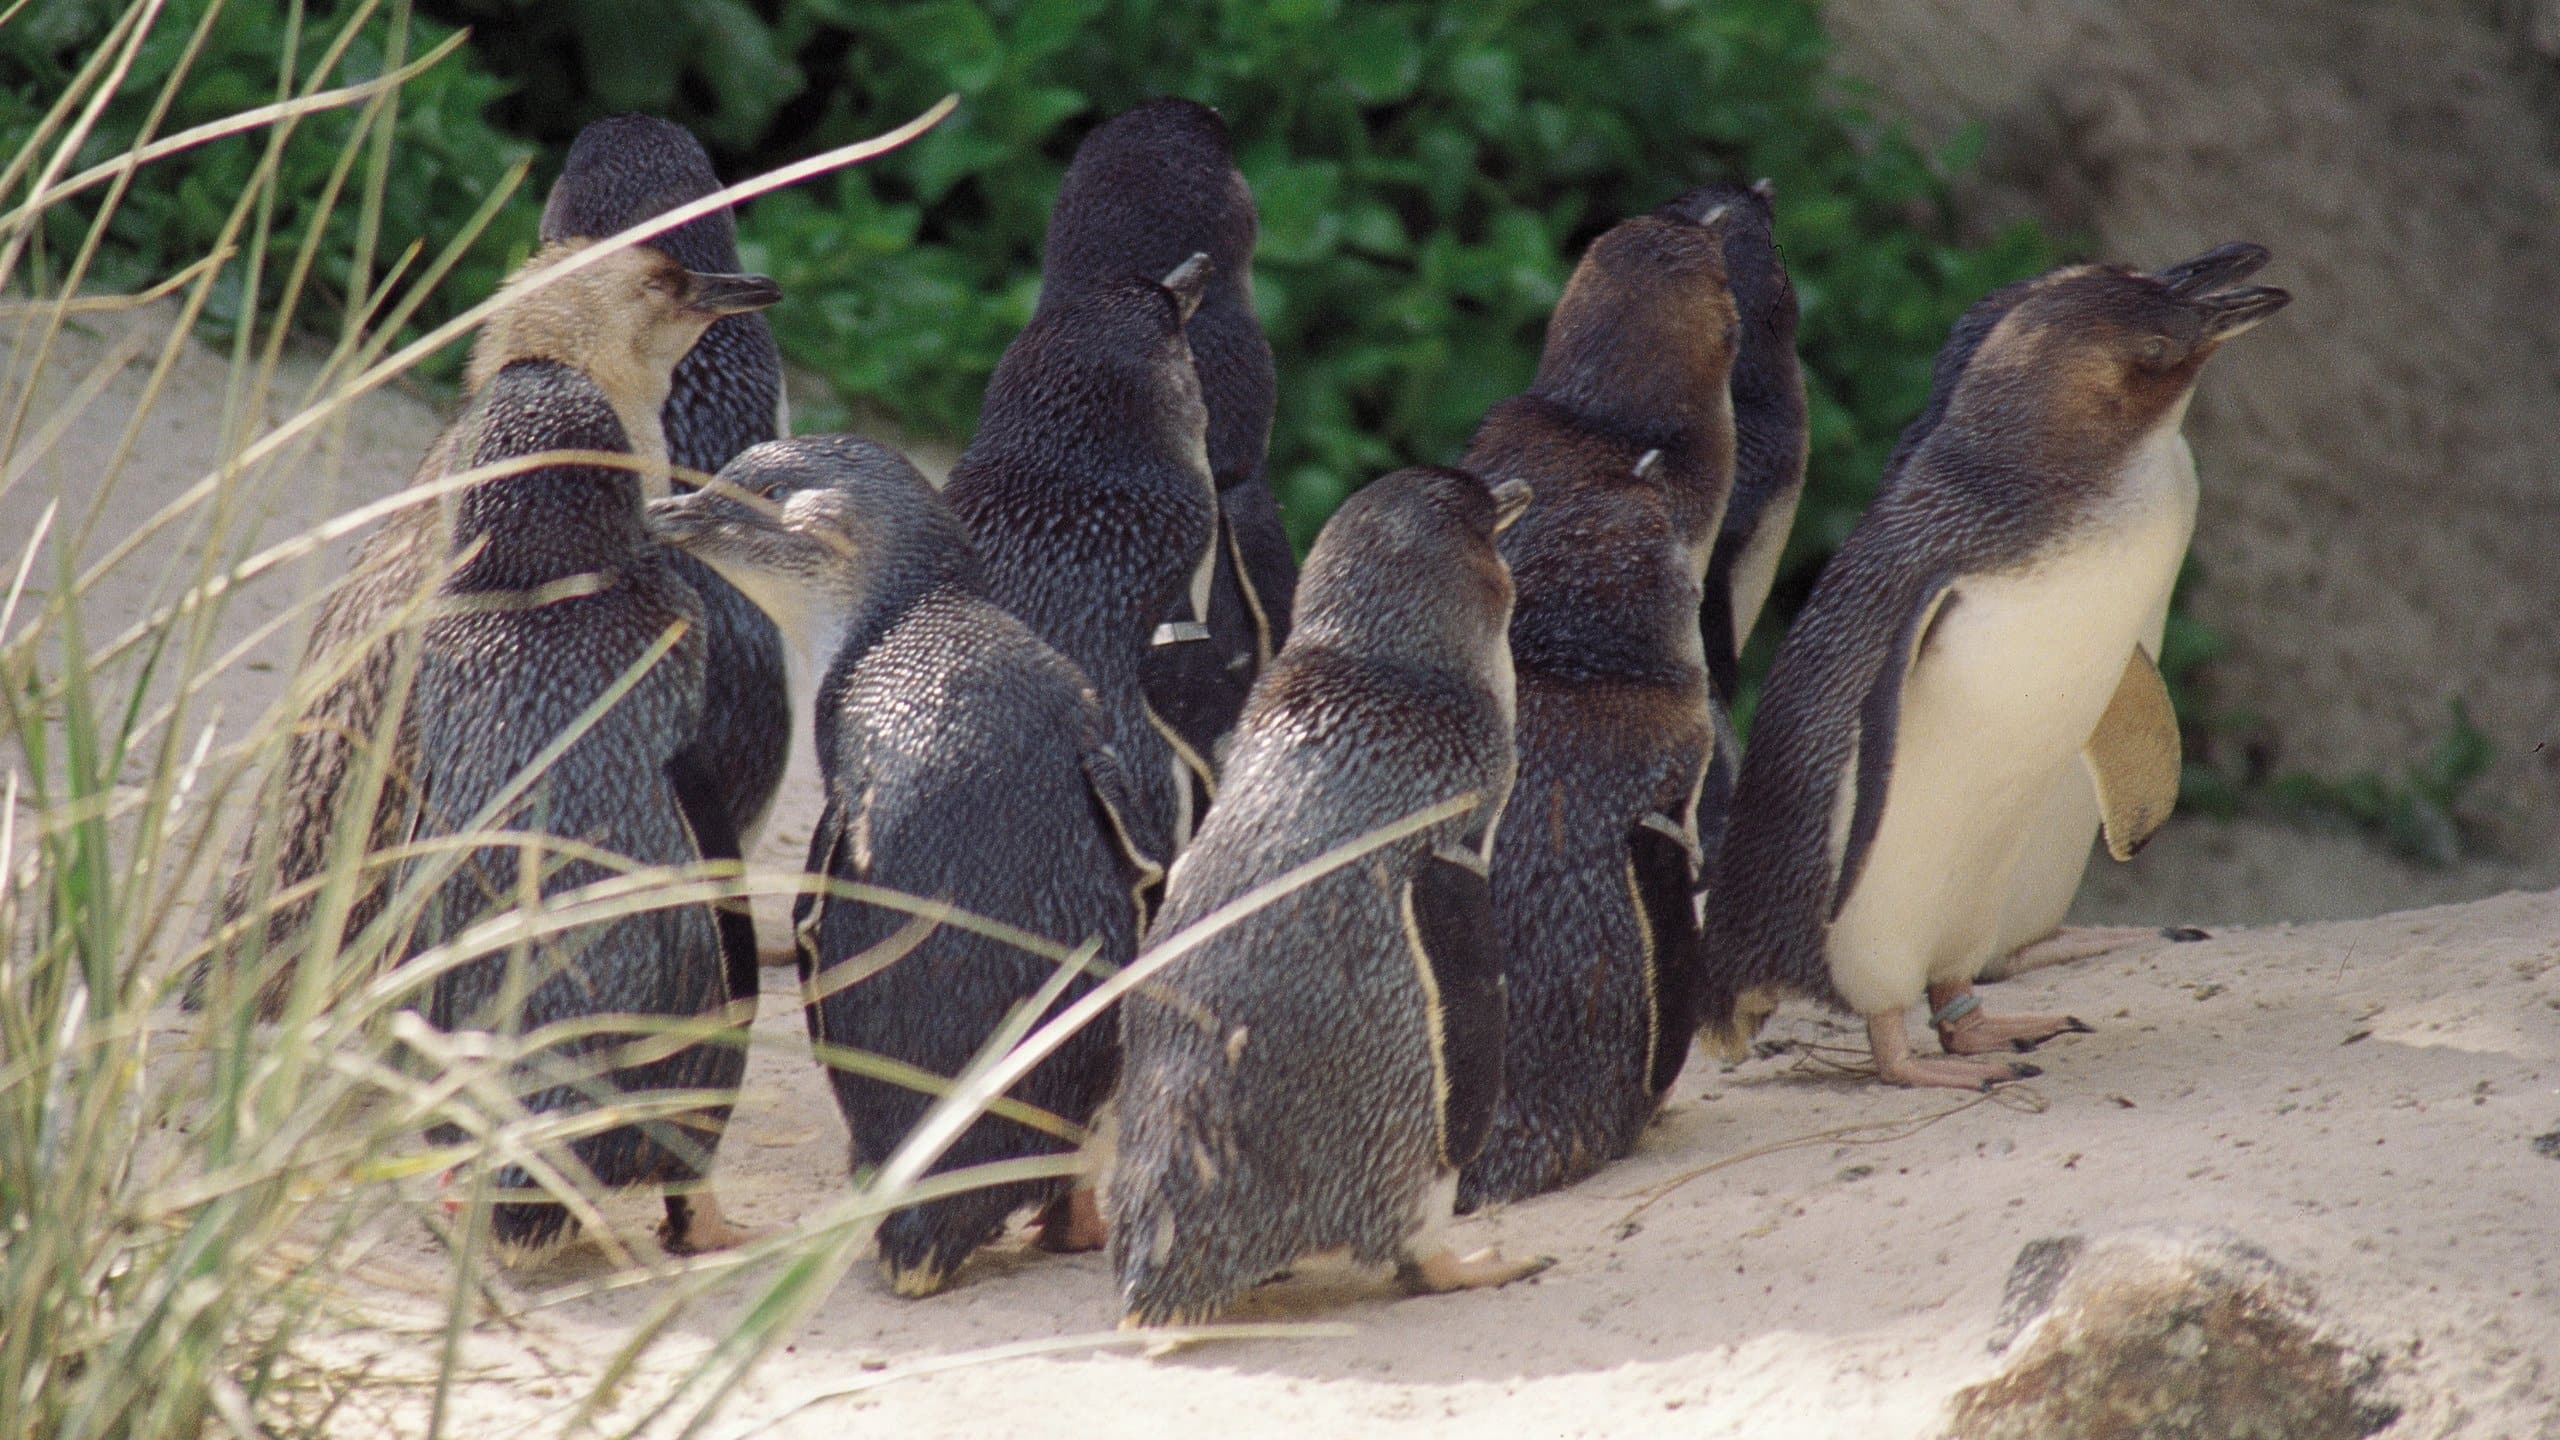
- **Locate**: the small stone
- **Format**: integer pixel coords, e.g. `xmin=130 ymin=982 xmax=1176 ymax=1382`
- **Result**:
xmin=2531 ymin=1129 xmax=2560 ymax=1160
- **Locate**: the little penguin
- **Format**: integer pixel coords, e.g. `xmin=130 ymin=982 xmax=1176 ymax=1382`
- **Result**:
xmin=204 ymin=120 xmax=784 ymax=1015
xmin=1111 ymin=466 xmax=1542 ymax=1328
xmin=1679 ymin=179 xmax=1806 ymax=710
xmin=1696 ymin=249 xmax=2288 ymax=1089
xmin=647 ymin=435 xmax=1161 ymax=1297
xmin=1452 ymin=202 xmax=1741 ymax=1208
xmin=1040 ymin=98 xmax=1289 ymax=770
xmin=542 ymin=113 xmax=793 ymax=975
xmin=1982 ymin=245 xmax=2268 ymax=978
xmin=944 ymin=257 xmax=1220 ymax=868
xmin=399 ymin=240 xmax=782 ymax=1254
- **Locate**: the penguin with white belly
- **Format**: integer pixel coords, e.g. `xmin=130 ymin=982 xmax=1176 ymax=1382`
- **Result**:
xmin=1698 ymin=249 xmax=2287 ymax=1089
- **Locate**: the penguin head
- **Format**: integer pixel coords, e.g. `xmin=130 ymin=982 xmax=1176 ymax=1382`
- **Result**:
xmin=469 ymin=241 xmax=782 ymax=411
xmin=1532 ymin=209 xmax=1740 ymax=429
xmin=1042 ymin=99 xmax=1252 ymax=295
xmin=647 ymin=435 xmax=966 ymax=670
xmin=1292 ymin=467 xmax=1528 ymax=679
xmin=1659 ymin=179 xmax=1798 ymax=348
xmin=973 ymin=261 xmax=1213 ymax=482
xmin=541 ymin=114 xmax=741 ymax=274
xmin=1952 ymin=250 xmax=2289 ymax=442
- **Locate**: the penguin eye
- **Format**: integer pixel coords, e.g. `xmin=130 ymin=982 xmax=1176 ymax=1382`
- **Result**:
xmin=758 ymin=481 xmax=792 ymax=504
xmin=2137 ymin=334 xmax=2172 ymax=368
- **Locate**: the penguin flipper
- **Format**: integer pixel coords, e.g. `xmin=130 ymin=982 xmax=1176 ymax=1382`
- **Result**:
xmin=2081 ymin=643 xmax=2182 ymax=861
xmin=1080 ymin=742 xmax=1168 ymax=930
xmin=667 ymin=749 xmax=759 ymax=1004
xmin=1698 ymin=553 xmax=1742 ymax=705
xmin=1832 ymin=578 xmax=1956 ymax=922
xmin=1222 ymin=481 xmax=1298 ymax=654
xmin=794 ymin=799 xmax=844 ymax=987
xmin=1405 ymin=844 xmax=1507 ymax=1169
xmin=1630 ymin=810 xmax=1706 ymax=1095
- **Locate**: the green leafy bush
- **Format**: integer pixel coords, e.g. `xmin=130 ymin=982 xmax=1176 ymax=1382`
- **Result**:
xmin=0 ymin=0 xmax=539 ymax=374
xmin=425 ymin=0 xmax=2052 ymax=566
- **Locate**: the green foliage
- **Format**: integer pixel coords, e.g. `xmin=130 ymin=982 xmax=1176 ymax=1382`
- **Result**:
xmin=0 ymin=0 xmax=539 ymax=374
xmin=424 ymin=0 xmax=2054 ymax=562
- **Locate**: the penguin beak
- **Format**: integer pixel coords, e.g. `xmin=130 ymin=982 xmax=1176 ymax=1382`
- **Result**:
xmin=1159 ymin=252 xmax=1213 ymax=324
xmin=2193 ymin=285 xmax=2291 ymax=341
xmin=1489 ymin=480 xmax=1533 ymax=533
xmin=685 ymin=270 xmax=784 ymax=317
xmin=2151 ymin=242 xmax=2271 ymax=298
xmin=644 ymin=491 xmax=715 ymax=547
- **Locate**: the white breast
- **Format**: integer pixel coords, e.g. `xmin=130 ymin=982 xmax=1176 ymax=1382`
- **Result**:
xmin=1826 ymin=419 xmax=2198 ymax=1015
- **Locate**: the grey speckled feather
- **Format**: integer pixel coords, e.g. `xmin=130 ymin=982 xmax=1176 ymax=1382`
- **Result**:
xmin=656 ymin=436 xmax=1150 ymax=1293
xmin=945 ymin=276 xmax=1218 ymax=864
xmin=1038 ymin=98 xmax=1291 ymax=755
xmin=406 ymin=361 xmax=743 ymax=1252
xmin=1671 ymin=181 xmax=1806 ymax=708
xmin=1453 ymin=209 xmax=1738 ymax=1209
xmin=205 ymin=122 xmax=784 ymax=1016
xmin=542 ymin=114 xmax=791 ymax=859
xmin=1110 ymin=467 xmax=1518 ymax=1327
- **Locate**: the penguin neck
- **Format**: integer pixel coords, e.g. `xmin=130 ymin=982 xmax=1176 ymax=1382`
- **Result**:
xmin=1729 ymin=307 xmax=1802 ymax=416
xmin=593 ymin=365 xmax=675 ymax=499
xmin=449 ymin=459 xmax=648 ymax=591
xmin=1531 ymin=344 xmax=1730 ymax=453
xmin=812 ymin=568 xmax=971 ymax=761
xmin=447 ymin=359 xmax=650 ymax=590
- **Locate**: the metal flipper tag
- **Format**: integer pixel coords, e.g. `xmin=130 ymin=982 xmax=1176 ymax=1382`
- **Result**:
xmin=1151 ymin=620 xmax=1211 ymax=647
xmin=2083 ymin=644 xmax=2183 ymax=861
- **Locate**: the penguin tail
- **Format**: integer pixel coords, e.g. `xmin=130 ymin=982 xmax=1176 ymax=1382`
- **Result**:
xmin=486 ymin=1166 xmax=579 ymax=1260
xmin=875 ymin=1184 xmax=1035 ymax=1299
xmin=1693 ymin=981 xmax=1783 ymax=1064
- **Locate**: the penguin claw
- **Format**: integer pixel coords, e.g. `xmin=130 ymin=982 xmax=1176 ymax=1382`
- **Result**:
xmin=1938 ymin=1007 xmax=2094 ymax=1057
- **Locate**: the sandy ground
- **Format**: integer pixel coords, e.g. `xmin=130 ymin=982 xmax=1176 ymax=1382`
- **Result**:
xmin=332 ymin=889 xmax=2558 ymax=1439
xmin=11 ymin=265 xmax=2557 ymax=1434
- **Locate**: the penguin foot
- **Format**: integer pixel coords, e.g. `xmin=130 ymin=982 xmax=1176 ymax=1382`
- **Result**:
xmin=659 ymin=1191 xmax=751 ymax=1256
xmin=1397 ymin=1246 xmax=1554 ymax=1295
xmin=1868 ymin=1010 xmax=2040 ymax=1091
xmin=1032 ymin=1186 xmax=1109 ymax=1253
xmin=1981 ymin=925 xmax=2169 ymax=980
xmin=1937 ymin=1005 xmax=2094 ymax=1057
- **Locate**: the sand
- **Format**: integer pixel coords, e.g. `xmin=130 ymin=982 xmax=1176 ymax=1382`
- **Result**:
xmin=304 ymin=888 xmax=2553 ymax=1438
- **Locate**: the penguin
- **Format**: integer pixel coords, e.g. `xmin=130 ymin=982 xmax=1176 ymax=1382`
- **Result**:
xmin=646 ymin=435 xmax=1161 ymax=1296
xmin=400 ymin=240 xmax=782 ymax=1253
xmin=943 ymin=257 xmax=1220 ymax=868
xmin=1038 ymin=98 xmax=1289 ymax=771
xmin=541 ymin=113 xmax=792 ymax=979
xmin=1695 ymin=248 xmax=2288 ymax=1089
xmin=1681 ymin=179 xmax=1806 ymax=710
xmin=205 ymin=119 xmax=783 ymax=1015
xmin=1110 ymin=466 xmax=1542 ymax=1328
xmin=1451 ymin=203 xmax=1741 ymax=1209
xmin=1982 ymin=245 xmax=2267 ymax=978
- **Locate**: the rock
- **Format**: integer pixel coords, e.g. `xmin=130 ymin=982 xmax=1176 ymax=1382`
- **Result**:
xmin=1943 ymin=1228 xmax=2401 ymax=1439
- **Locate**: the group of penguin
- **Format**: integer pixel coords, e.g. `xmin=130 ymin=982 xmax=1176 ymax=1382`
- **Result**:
xmin=209 ymin=97 xmax=2289 ymax=1329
